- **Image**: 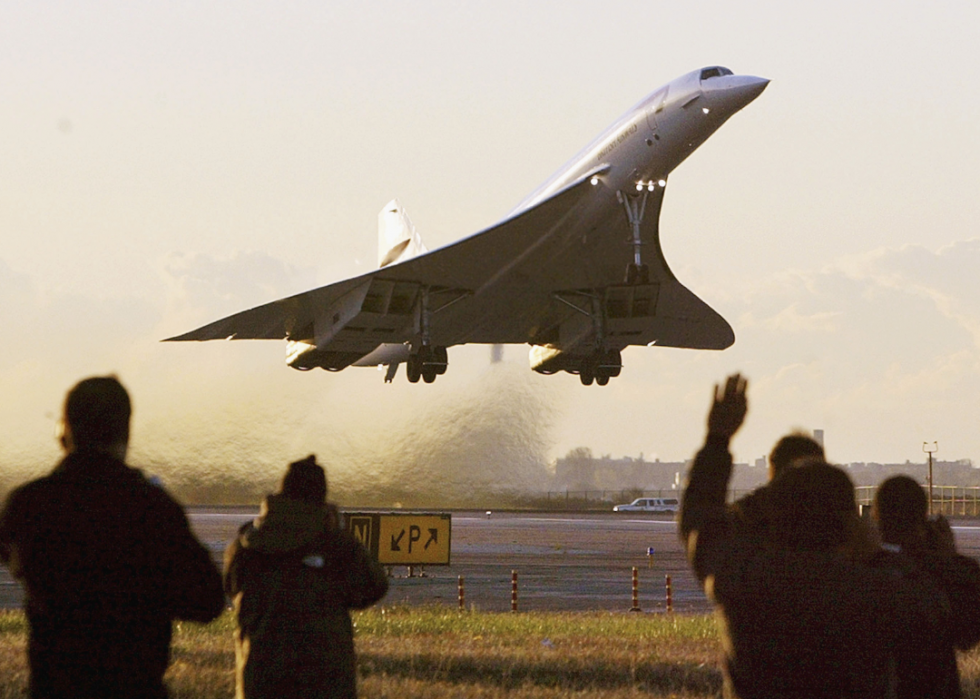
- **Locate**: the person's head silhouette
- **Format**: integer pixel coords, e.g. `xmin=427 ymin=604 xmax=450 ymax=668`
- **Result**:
xmin=59 ymin=375 xmax=131 ymax=461
xmin=768 ymin=432 xmax=825 ymax=480
xmin=281 ymin=454 xmax=327 ymax=504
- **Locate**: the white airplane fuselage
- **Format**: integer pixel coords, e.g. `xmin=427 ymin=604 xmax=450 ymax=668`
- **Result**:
xmin=512 ymin=67 xmax=768 ymax=216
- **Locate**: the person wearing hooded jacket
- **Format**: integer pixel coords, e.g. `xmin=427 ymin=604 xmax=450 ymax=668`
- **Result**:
xmin=224 ymin=455 xmax=388 ymax=699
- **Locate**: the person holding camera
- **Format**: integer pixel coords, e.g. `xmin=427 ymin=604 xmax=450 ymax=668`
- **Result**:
xmin=224 ymin=455 xmax=388 ymax=699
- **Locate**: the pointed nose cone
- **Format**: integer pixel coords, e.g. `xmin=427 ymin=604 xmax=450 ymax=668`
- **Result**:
xmin=702 ymin=75 xmax=770 ymax=114
xmin=731 ymin=75 xmax=769 ymax=107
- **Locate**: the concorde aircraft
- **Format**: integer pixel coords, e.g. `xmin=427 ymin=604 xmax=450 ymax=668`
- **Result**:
xmin=165 ymin=67 xmax=768 ymax=385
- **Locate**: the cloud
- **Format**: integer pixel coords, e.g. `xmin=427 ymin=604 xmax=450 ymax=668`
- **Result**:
xmin=836 ymin=239 xmax=980 ymax=348
xmin=713 ymin=241 xmax=980 ymax=463
xmin=159 ymin=250 xmax=319 ymax=326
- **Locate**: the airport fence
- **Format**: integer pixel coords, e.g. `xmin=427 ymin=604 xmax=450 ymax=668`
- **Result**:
xmin=849 ymin=485 xmax=980 ymax=516
xmin=541 ymin=486 xmax=980 ymax=516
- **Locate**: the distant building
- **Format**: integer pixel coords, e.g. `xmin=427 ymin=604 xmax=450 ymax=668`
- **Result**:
xmin=842 ymin=459 xmax=978 ymax=487
xmin=553 ymin=451 xmax=689 ymax=491
xmin=552 ymin=451 xmax=769 ymax=492
xmin=551 ymin=448 xmax=978 ymax=495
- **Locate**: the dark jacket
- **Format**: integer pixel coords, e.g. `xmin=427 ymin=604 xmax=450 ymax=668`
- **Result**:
xmin=224 ymin=494 xmax=388 ymax=699
xmin=730 ymin=483 xmax=773 ymax=538
xmin=916 ymin=549 xmax=980 ymax=652
xmin=680 ymin=436 xmax=901 ymax=699
xmin=870 ymin=541 xmax=980 ymax=699
xmin=870 ymin=547 xmax=960 ymax=699
xmin=0 ymin=450 xmax=225 ymax=699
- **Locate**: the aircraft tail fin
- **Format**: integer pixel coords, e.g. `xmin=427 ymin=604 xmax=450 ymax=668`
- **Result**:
xmin=378 ymin=199 xmax=428 ymax=268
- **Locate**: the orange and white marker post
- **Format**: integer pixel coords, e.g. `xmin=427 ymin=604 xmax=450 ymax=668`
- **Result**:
xmin=665 ymin=574 xmax=674 ymax=613
xmin=458 ymin=575 xmax=465 ymax=611
xmin=630 ymin=566 xmax=642 ymax=612
xmin=511 ymin=570 xmax=518 ymax=612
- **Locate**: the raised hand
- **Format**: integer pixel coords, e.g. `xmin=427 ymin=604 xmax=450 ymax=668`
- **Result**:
xmin=707 ymin=373 xmax=748 ymax=440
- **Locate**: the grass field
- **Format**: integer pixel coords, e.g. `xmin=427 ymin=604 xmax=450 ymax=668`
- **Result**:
xmin=2 ymin=607 xmax=980 ymax=697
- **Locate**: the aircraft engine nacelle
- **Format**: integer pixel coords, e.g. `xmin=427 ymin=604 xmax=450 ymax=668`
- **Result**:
xmin=529 ymin=345 xmax=575 ymax=375
xmin=530 ymin=344 xmax=623 ymax=386
xmin=286 ymin=340 xmax=364 ymax=371
xmin=351 ymin=343 xmax=412 ymax=367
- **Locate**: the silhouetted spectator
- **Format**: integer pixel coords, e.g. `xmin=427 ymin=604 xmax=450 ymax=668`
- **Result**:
xmin=0 ymin=376 xmax=225 ymax=699
xmin=224 ymin=455 xmax=388 ymax=699
xmin=871 ymin=475 xmax=980 ymax=698
xmin=731 ymin=430 xmax=824 ymax=535
xmin=680 ymin=374 xmax=902 ymax=698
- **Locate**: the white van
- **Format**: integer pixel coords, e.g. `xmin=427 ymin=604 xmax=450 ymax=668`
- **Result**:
xmin=612 ymin=497 xmax=680 ymax=513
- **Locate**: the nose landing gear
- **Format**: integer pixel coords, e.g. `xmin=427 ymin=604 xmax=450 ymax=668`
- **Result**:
xmin=618 ymin=183 xmax=664 ymax=286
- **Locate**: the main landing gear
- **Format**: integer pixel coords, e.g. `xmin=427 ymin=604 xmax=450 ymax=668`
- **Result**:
xmin=578 ymin=349 xmax=622 ymax=386
xmin=406 ymin=346 xmax=448 ymax=384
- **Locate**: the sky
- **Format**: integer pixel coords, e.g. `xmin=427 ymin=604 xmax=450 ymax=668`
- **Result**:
xmin=2 ymin=1 xmax=979 ymax=501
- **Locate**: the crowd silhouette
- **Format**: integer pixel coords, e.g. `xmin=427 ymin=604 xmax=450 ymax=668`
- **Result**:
xmin=681 ymin=373 xmax=980 ymax=698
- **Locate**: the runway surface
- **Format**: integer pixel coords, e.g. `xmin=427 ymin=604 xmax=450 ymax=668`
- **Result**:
xmin=195 ymin=510 xmax=701 ymax=614
xmin=4 ymin=510 xmax=980 ymax=613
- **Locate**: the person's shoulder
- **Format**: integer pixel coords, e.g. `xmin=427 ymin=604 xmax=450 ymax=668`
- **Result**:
xmin=734 ymin=484 xmax=769 ymax=505
xmin=119 ymin=468 xmax=191 ymax=524
xmin=1 ymin=473 xmax=57 ymax=512
xmin=916 ymin=549 xmax=979 ymax=578
xmin=951 ymin=552 xmax=980 ymax=574
xmin=929 ymin=551 xmax=980 ymax=592
xmin=869 ymin=547 xmax=917 ymax=575
xmin=5 ymin=474 xmax=52 ymax=498
xmin=319 ymin=527 xmax=370 ymax=558
xmin=322 ymin=525 xmax=357 ymax=547
xmin=732 ymin=486 xmax=770 ymax=516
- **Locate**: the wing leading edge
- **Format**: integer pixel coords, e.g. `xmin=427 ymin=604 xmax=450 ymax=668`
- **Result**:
xmin=164 ymin=166 xmax=607 ymax=344
xmin=165 ymin=165 xmax=732 ymax=381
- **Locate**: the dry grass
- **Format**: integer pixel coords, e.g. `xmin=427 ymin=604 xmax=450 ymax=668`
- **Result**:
xmin=2 ymin=606 xmax=980 ymax=698
xmin=355 ymin=607 xmax=721 ymax=698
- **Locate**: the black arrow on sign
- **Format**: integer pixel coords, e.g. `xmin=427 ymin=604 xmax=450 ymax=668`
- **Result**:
xmin=424 ymin=529 xmax=438 ymax=550
xmin=391 ymin=529 xmax=405 ymax=551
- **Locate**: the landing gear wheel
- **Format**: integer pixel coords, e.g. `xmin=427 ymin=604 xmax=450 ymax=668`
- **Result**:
xmin=596 ymin=375 xmax=610 ymax=386
xmin=413 ymin=345 xmax=447 ymax=383
xmin=433 ymin=346 xmax=448 ymax=375
xmin=579 ymin=359 xmax=595 ymax=386
xmin=625 ymin=263 xmax=650 ymax=285
xmin=406 ymin=358 xmax=421 ymax=383
xmin=601 ymin=349 xmax=622 ymax=378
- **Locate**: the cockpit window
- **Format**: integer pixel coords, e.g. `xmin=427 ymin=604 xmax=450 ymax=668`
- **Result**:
xmin=700 ymin=67 xmax=734 ymax=81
